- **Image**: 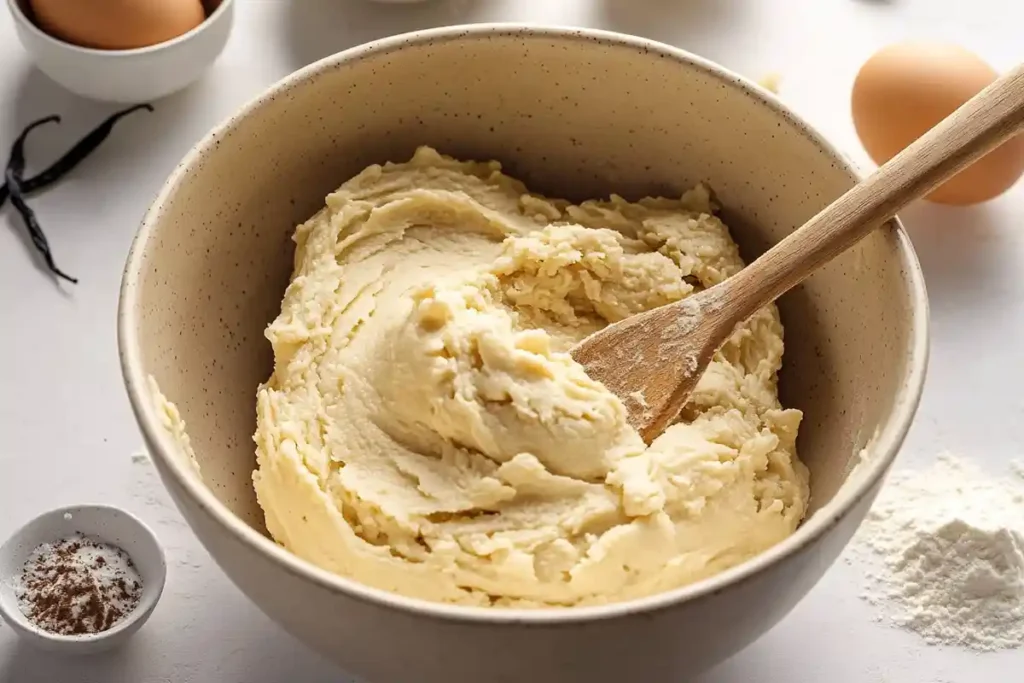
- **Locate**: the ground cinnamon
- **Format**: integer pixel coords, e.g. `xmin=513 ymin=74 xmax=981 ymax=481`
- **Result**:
xmin=14 ymin=533 xmax=143 ymax=636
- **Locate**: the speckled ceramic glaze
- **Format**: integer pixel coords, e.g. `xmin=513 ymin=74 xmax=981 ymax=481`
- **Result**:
xmin=118 ymin=25 xmax=928 ymax=683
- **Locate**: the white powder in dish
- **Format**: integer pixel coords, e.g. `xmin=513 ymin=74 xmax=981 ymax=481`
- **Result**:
xmin=14 ymin=533 xmax=143 ymax=635
xmin=848 ymin=452 xmax=1024 ymax=651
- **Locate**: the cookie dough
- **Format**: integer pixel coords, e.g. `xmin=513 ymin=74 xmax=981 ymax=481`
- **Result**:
xmin=253 ymin=147 xmax=809 ymax=607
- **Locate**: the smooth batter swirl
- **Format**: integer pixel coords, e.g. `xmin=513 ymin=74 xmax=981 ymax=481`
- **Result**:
xmin=253 ymin=147 xmax=809 ymax=607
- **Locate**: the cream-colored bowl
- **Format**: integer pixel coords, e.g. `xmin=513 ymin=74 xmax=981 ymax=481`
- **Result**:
xmin=118 ymin=25 xmax=928 ymax=683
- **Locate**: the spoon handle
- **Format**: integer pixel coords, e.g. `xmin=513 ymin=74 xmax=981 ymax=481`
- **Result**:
xmin=718 ymin=62 xmax=1024 ymax=326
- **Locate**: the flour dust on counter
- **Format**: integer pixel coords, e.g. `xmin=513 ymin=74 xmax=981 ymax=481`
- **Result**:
xmin=129 ymin=449 xmax=206 ymax=573
xmin=847 ymin=452 xmax=1024 ymax=651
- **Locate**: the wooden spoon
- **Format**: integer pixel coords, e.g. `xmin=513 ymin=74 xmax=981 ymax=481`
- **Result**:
xmin=572 ymin=63 xmax=1024 ymax=444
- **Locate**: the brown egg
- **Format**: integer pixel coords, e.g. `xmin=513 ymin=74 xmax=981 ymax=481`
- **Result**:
xmin=30 ymin=0 xmax=206 ymax=51
xmin=852 ymin=42 xmax=1024 ymax=205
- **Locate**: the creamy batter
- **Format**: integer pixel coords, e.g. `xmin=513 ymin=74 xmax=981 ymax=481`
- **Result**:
xmin=253 ymin=147 xmax=809 ymax=607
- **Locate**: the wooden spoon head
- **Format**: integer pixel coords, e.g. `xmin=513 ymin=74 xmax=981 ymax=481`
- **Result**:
xmin=570 ymin=294 xmax=721 ymax=444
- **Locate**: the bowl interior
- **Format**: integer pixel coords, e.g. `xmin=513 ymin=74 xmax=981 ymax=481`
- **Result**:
xmin=124 ymin=29 xmax=921 ymax=544
xmin=0 ymin=505 xmax=165 ymax=641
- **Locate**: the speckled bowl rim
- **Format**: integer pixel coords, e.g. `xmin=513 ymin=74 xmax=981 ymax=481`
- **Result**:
xmin=118 ymin=24 xmax=930 ymax=626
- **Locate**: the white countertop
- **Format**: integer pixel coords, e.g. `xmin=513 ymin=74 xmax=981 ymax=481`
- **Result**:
xmin=1 ymin=1 xmax=1022 ymax=681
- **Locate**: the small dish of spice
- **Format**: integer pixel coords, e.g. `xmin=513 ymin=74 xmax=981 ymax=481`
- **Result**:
xmin=0 ymin=504 xmax=165 ymax=654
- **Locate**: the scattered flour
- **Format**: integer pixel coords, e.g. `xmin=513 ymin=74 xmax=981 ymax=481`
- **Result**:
xmin=849 ymin=453 xmax=1024 ymax=651
xmin=129 ymin=448 xmax=207 ymax=573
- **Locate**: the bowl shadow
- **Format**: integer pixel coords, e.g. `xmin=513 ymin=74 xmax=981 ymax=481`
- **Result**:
xmin=283 ymin=0 xmax=485 ymax=70
xmin=898 ymin=200 xmax=1007 ymax=310
xmin=0 ymin=614 xmax=345 ymax=683
xmin=0 ymin=637 xmax=139 ymax=683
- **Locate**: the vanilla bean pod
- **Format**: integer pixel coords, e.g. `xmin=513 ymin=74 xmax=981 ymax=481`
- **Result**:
xmin=5 ymin=115 xmax=76 ymax=283
xmin=0 ymin=104 xmax=153 ymax=209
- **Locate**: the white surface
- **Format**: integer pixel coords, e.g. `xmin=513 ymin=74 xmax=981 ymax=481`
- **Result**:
xmin=0 ymin=0 xmax=1021 ymax=681
xmin=6 ymin=0 xmax=235 ymax=103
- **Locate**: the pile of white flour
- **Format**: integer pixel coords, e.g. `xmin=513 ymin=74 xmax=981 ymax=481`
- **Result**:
xmin=848 ymin=452 xmax=1024 ymax=651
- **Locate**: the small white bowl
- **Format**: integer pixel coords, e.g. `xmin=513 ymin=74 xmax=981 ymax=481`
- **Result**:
xmin=0 ymin=505 xmax=166 ymax=655
xmin=6 ymin=0 xmax=234 ymax=103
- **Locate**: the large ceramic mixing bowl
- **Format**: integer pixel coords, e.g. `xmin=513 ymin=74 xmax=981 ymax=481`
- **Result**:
xmin=118 ymin=25 xmax=928 ymax=683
